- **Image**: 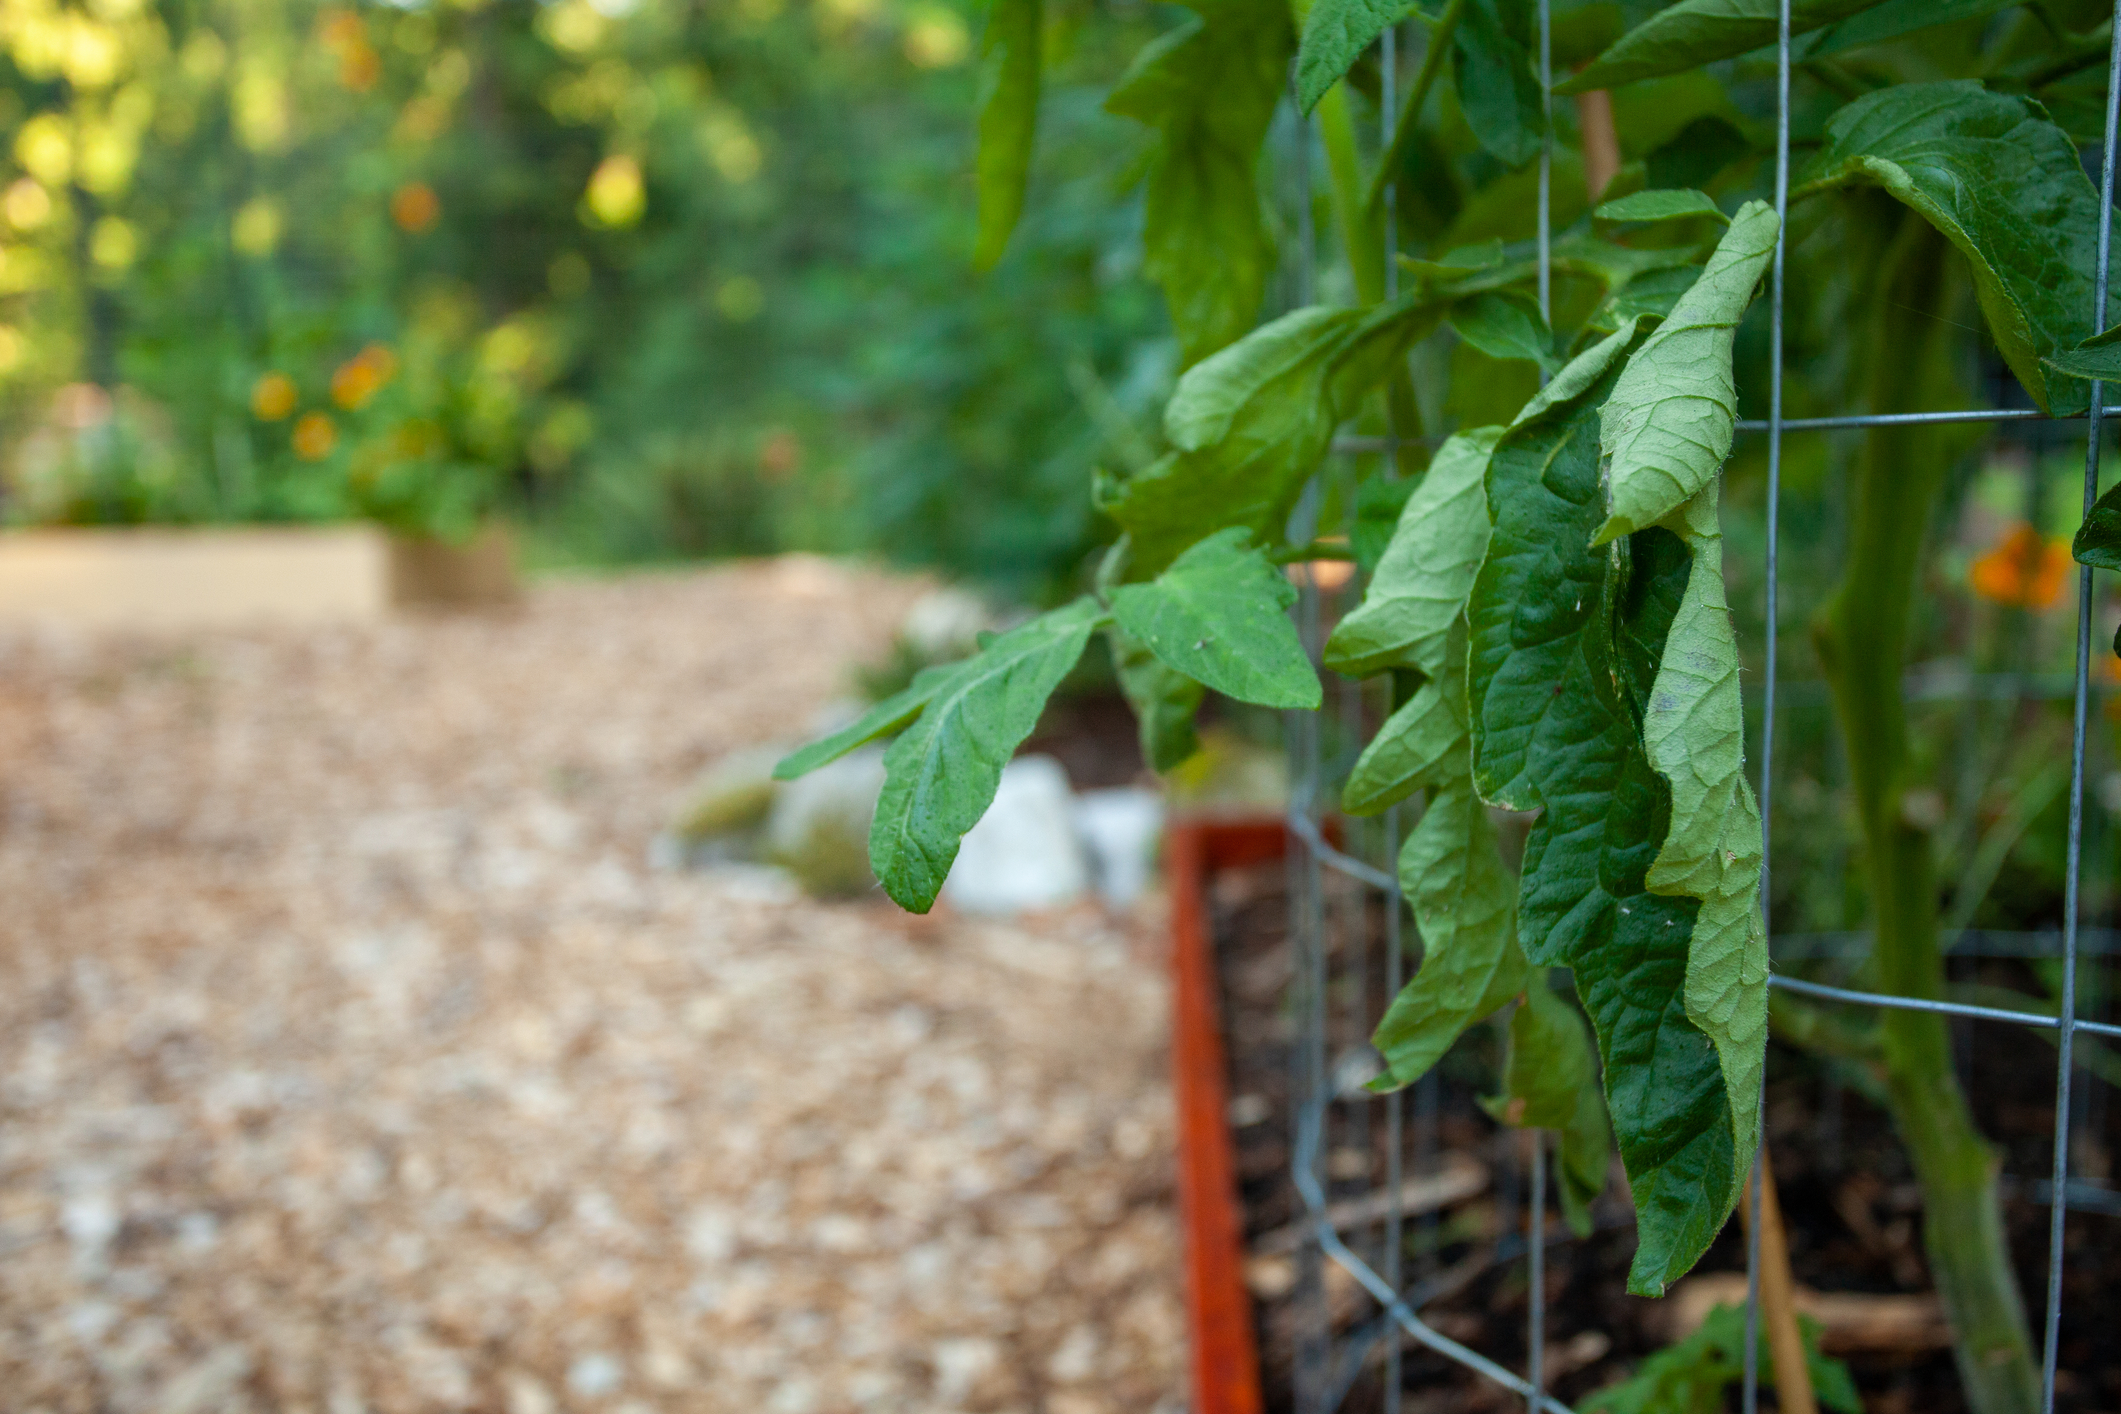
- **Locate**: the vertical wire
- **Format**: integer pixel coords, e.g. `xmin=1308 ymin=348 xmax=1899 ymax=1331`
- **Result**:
xmin=2041 ymin=12 xmax=2121 ymax=1409
xmin=1380 ymin=22 xmax=1406 ymax=1414
xmin=1743 ymin=4 xmax=1792 ymax=1412
xmin=1530 ymin=7 xmax=1551 ymax=1412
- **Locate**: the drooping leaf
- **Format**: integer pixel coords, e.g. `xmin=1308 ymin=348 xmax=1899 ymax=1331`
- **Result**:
xmin=1449 ymin=293 xmax=1557 ymax=372
xmin=1804 ymin=0 xmax=2015 ymax=59
xmin=1104 ymin=295 xmax=1445 ymax=572
xmin=1453 ymin=0 xmax=1544 ymax=169
xmin=1326 ymin=427 xmax=1503 ymax=679
xmin=1594 ymin=200 xmax=1779 ymax=544
xmin=1797 ymin=81 xmax=2111 ymax=416
xmin=972 ymin=0 xmax=1042 ymax=270
xmin=1580 ymin=1304 xmax=1862 ymax=1414
xmin=1110 ymin=627 xmax=1205 ymax=771
xmin=1594 ymin=188 xmax=1729 ymax=226
xmin=1342 ymin=668 xmax=1467 ymax=815
xmin=868 ymin=598 xmax=1104 ymax=912
xmin=1110 ymin=527 xmax=1321 ymax=709
xmin=1482 ymin=979 xmax=1612 ymax=1236
xmin=2073 ymin=476 xmax=2121 ymax=572
xmin=1467 ymin=328 xmax=1742 ymax=1296
xmin=1297 ymin=0 xmax=1413 ymax=114
xmin=1560 ymin=0 xmax=1889 ymax=94
xmin=1643 ymin=485 xmax=1769 ymax=1223
xmin=1370 ymin=767 xmax=1527 ymax=1090
xmin=775 ymin=667 xmax=952 ymax=780
xmin=1106 ymin=0 xmax=1291 ymax=366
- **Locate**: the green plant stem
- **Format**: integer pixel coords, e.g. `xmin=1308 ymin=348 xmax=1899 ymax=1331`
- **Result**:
xmin=1811 ymin=213 xmax=2040 ymax=1414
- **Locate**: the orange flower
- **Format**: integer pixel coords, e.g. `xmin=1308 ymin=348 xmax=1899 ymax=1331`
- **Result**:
xmin=1969 ymin=523 xmax=2071 ymax=609
xmin=292 ymin=411 xmax=337 ymax=460
xmin=391 ymin=181 xmax=440 ymax=233
xmin=250 ymin=372 xmax=297 ymax=421
xmin=330 ymin=344 xmax=398 ymax=410
xmin=339 ymin=41 xmax=380 ymax=92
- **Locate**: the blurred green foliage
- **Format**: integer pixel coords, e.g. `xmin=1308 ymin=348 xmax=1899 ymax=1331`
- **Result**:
xmin=0 ymin=0 xmax=1170 ymax=597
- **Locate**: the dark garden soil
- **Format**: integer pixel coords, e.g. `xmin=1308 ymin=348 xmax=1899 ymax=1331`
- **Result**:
xmin=1206 ymin=858 xmax=2121 ymax=1414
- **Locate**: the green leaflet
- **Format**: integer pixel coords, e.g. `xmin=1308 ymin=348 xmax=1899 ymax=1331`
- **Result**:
xmin=1105 ymin=296 xmax=1442 ymax=572
xmin=1561 ymin=0 xmax=1888 ymax=94
xmin=1594 ymin=200 xmax=1778 ymax=544
xmin=1483 ymin=979 xmax=1611 ymax=1237
xmin=1454 ymin=0 xmax=1544 ymax=170
xmin=1325 ymin=426 xmax=1503 ymax=679
xmin=972 ymin=0 xmax=1041 ymax=270
xmin=1370 ymin=770 xmax=1527 ymax=1090
xmin=1468 ymin=328 xmax=1741 ymax=1296
xmin=1109 ymin=626 xmax=1205 ymax=771
xmin=2043 ymin=322 xmax=2121 ymax=384
xmin=868 ymin=598 xmax=1103 ymax=912
xmin=1804 ymin=0 xmax=2016 ymax=60
xmin=1110 ymin=527 xmax=1321 ymax=709
xmin=1296 ymin=0 xmax=1412 ymax=114
xmin=2073 ymin=479 xmax=2121 ymax=573
xmin=1644 ymin=485 xmax=1769 ymax=1232
xmin=1580 ymin=1304 xmax=1862 ymax=1414
xmin=1342 ymin=667 xmax=1466 ymax=815
xmin=775 ymin=666 xmax=952 ymax=780
xmin=1106 ymin=0 xmax=1290 ymax=366
xmin=1594 ymin=188 xmax=1729 ymax=226
xmin=1448 ymin=293 xmax=1557 ymax=373
xmin=1796 ymin=81 xmax=2110 ymax=416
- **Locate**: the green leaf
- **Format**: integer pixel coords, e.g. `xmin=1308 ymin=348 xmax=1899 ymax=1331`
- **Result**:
xmin=1342 ymin=668 xmax=1467 ymax=815
xmin=1804 ymin=0 xmax=2015 ymax=60
xmin=775 ymin=667 xmax=951 ymax=780
xmin=1467 ymin=328 xmax=1741 ymax=1296
xmin=1594 ymin=200 xmax=1778 ymax=544
xmin=1110 ymin=527 xmax=1320 ymax=709
xmin=1297 ymin=0 xmax=1412 ymax=114
xmin=1645 ymin=116 xmax=1753 ymax=194
xmin=1483 ymin=979 xmax=1611 ymax=1237
xmin=1369 ymin=767 xmax=1527 ymax=1091
xmin=2073 ymin=478 xmax=2121 ymax=572
xmin=2043 ymin=322 xmax=2121 ymax=384
xmin=1109 ymin=627 xmax=1205 ymax=771
xmin=1797 ymin=81 xmax=2111 ymax=416
xmin=1449 ymin=292 xmax=1557 ymax=372
xmin=1326 ymin=427 xmax=1503 ymax=679
xmin=1398 ymin=238 xmax=1504 ymax=282
xmin=868 ymin=599 xmax=1104 ymax=912
xmin=1560 ymin=0 xmax=1887 ymax=94
xmin=1594 ymin=188 xmax=1728 ymax=226
xmin=1106 ymin=295 xmax=1444 ymax=572
xmin=1106 ymin=0 xmax=1291 ymax=366
xmin=1644 ymin=485 xmax=1769 ymax=1234
xmin=972 ymin=0 xmax=1042 ymax=270
xmin=1580 ymin=1304 xmax=1862 ymax=1414
xmin=1453 ymin=0 xmax=1544 ymax=169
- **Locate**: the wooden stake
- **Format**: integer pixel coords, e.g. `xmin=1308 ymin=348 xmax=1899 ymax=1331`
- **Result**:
xmin=1738 ymin=1149 xmax=1818 ymax=1414
xmin=1575 ymin=90 xmax=1621 ymax=202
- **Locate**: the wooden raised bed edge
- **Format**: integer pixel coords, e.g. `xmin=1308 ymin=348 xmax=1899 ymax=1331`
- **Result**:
xmin=1169 ymin=817 xmax=1284 ymax=1414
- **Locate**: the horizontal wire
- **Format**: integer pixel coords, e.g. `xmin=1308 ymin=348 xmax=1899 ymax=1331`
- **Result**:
xmin=1739 ymin=406 xmax=2121 ymax=433
xmin=1769 ymin=973 xmax=2121 ymax=1040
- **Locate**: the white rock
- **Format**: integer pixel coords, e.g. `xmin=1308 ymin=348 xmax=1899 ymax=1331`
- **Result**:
xmin=942 ymin=756 xmax=1089 ymax=914
xmin=901 ymin=588 xmax=992 ymax=660
xmin=1073 ymin=788 xmax=1164 ymax=907
xmin=566 ymin=1352 xmax=624 ymax=1398
xmin=764 ymin=747 xmax=886 ymax=897
xmin=503 ymin=1372 xmax=558 ymax=1414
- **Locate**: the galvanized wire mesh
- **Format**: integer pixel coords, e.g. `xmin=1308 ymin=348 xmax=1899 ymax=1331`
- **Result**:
xmin=1280 ymin=4 xmax=2121 ymax=1411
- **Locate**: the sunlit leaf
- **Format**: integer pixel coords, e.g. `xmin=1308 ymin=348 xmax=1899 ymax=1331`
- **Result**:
xmin=1594 ymin=199 xmax=1777 ymax=543
xmin=868 ymin=598 xmax=1104 ymax=911
xmin=775 ymin=666 xmax=952 ymax=780
xmin=972 ymin=0 xmax=1042 ymax=270
xmin=1110 ymin=527 xmax=1320 ymax=709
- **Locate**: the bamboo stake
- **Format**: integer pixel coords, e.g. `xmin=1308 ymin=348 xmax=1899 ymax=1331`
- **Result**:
xmin=1739 ymin=1149 xmax=1818 ymax=1414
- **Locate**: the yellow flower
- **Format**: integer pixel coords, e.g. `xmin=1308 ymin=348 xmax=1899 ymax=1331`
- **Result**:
xmin=583 ymin=155 xmax=645 ymax=228
xmin=250 ymin=372 xmax=298 ymax=421
xmin=292 ymin=411 xmax=337 ymax=460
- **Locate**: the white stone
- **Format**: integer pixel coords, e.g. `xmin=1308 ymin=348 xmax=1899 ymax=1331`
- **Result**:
xmin=566 ymin=1352 xmax=624 ymax=1398
xmin=942 ymin=756 xmax=1088 ymax=915
xmin=1072 ymin=788 xmax=1164 ymax=907
xmin=901 ymin=588 xmax=992 ymax=660
xmin=765 ymin=747 xmax=886 ymax=897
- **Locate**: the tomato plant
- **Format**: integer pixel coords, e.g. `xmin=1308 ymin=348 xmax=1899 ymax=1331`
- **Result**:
xmin=779 ymin=5 xmax=2121 ymax=1412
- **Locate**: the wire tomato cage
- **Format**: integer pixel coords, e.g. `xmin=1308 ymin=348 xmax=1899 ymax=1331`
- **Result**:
xmin=1276 ymin=4 xmax=2121 ymax=1413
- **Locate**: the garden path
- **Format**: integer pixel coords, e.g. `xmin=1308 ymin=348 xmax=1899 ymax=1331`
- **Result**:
xmin=0 ymin=557 xmax=1182 ymax=1414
